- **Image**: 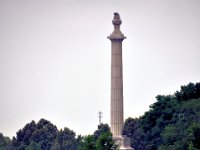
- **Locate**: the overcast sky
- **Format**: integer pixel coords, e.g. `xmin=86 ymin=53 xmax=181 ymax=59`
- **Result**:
xmin=0 ymin=0 xmax=200 ymax=138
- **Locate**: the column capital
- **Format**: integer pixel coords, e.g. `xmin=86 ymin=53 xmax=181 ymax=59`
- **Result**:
xmin=108 ymin=12 xmax=126 ymax=41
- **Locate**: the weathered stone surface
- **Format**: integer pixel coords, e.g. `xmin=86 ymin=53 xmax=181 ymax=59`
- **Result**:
xmin=108 ymin=12 xmax=125 ymax=137
xmin=108 ymin=13 xmax=134 ymax=150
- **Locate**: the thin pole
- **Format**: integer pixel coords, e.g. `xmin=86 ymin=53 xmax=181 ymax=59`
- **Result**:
xmin=98 ymin=111 xmax=103 ymax=125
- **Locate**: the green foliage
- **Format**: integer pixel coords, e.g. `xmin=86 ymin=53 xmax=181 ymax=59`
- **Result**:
xmin=25 ymin=142 xmax=41 ymax=150
xmin=161 ymin=125 xmax=179 ymax=144
xmin=1 ymin=82 xmax=199 ymax=150
xmin=78 ymin=135 xmax=96 ymax=150
xmin=53 ymin=127 xmax=78 ymax=150
xmin=94 ymin=123 xmax=117 ymax=150
xmin=175 ymin=82 xmax=200 ymax=102
xmin=93 ymin=123 xmax=110 ymax=140
xmin=123 ymin=118 xmax=145 ymax=150
xmin=12 ymin=119 xmax=57 ymax=150
xmin=188 ymin=122 xmax=200 ymax=149
xmin=0 ymin=133 xmax=11 ymax=150
xmin=123 ymin=82 xmax=200 ymax=150
xmin=79 ymin=123 xmax=117 ymax=150
xmin=96 ymin=132 xmax=117 ymax=150
xmin=11 ymin=118 xmax=82 ymax=150
xmin=1 ymin=121 xmax=115 ymax=150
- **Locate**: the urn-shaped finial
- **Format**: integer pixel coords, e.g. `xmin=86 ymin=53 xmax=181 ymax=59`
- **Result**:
xmin=108 ymin=12 xmax=126 ymax=40
xmin=112 ymin=12 xmax=122 ymax=26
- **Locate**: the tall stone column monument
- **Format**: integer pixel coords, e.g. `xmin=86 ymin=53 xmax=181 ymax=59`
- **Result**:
xmin=108 ymin=13 xmax=134 ymax=150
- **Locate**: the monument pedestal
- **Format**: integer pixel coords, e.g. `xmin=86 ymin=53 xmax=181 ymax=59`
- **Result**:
xmin=113 ymin=135 xmax=134 ymax=150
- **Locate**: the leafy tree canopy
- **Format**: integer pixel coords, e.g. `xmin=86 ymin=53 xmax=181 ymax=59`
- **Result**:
xmin=1 ymin=82 xmax=199 ymax=150
xmin=0 ymin=133 xmax=11 ymax=150
xmin=12 ymin=119 xmax=57 ymax=150
xmin=52 ymin=127 xmax=79 ymax=150
xmin=123 ymin=82 xmax=200 ymax=150
xmin=79 ymin=123 xmax=117 ymax=150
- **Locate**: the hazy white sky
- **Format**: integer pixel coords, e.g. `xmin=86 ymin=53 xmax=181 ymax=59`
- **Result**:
xmin=0 ymin=0 xmax=200 ymax=137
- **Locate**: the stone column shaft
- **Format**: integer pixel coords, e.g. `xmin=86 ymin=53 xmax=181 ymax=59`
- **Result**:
xmin=108 ymin=13 xmax=126 ymax=136
xmin=111 ymin=40 xmax=124 ymax=136
xmin=108 ymin=12 xmax=134 ymax=150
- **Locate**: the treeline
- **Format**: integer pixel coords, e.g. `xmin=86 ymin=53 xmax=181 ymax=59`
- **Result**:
xmin=0 ymin=120 xmax=117 ymax=150
xmin=123 ymin=82 xmax=200 ymax=150
xmin=1 ymin=82 xmax=200 ymax=150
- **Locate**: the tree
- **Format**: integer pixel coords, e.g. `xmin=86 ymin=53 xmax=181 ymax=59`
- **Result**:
xmin=78 ymin=135 xmax=96 ymax=150
xmin=175 ymin=82 xmax=200 ymax=102
xmin=12 ymin=118 xmax=82 ymax=150
xmin=78 ymin=123 xmax=117 ymax=150
xmin=96 ymin=132 xmax=117 ymax=150
xmin=122 ymin=117 xmax=144 ymax=150
xmin=94 ymin=123 xmax=117 ymax=150
xmin=188 ymin=123 xmax=200 ymax=149
xmin=123 ymin=82 xmax=200 ymax=150
xmin=94 ymin=123 xmax=110 ymax=140
xmin=53 ymin=127 xmax=78 ymax=150
xmin=0 ymin=133 xmax=11 ymax=150
xmin=12 ymin=119 xmax=58 ymax=150
xmin=25 ymin=142 xmax=41 ymax=150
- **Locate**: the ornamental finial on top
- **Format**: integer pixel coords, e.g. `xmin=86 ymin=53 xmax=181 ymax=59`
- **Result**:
xmin=108 ymin=12 xmax=126 ymax=40
xmin=112 ymin=12 xmax=122 ymax=26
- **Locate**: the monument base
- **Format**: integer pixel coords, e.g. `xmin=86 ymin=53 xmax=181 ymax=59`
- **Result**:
xmin=113 ymin=135 xmax=134 ymax=150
